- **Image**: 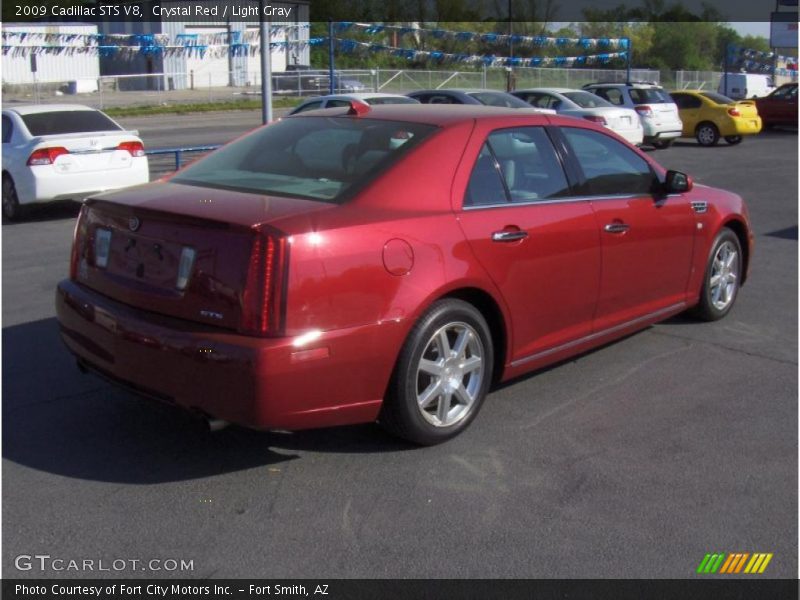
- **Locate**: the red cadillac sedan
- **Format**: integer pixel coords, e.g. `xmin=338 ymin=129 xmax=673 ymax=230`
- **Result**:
xmin=56 ymin=103 xmax=753 ymax=445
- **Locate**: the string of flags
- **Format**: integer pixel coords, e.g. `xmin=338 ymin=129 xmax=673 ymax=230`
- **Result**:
xmin=728 ymin=46 xmax=798 ymax=77
xmin=329 ymin=37 xmax=627 ymax=67
xmin=1 ymin=25 xmax=309 ymax=47
xmin=2 ymin=39 xmax=323 ymax=59
xmin=2 ymin=23 xmax=629 ymax=67
xmin=2 ymin=36 xmax=627 ymax=66
xmin=335 ymin=22 xmax=630 ymax=50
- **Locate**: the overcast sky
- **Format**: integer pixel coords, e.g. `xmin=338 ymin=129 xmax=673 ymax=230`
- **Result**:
xmin=731 ymin=22 xmax=771 ymax=38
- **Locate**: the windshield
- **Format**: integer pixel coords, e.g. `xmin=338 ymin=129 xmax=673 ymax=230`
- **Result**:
xmin=172 ymin=116 xmax=437 ymax=203
xmin=562 ymin=91 xmax=614 ymax=109
xmin=21 ymin=110 xmax=122 ymax=136
xmin=700 ymin=92 xmax=734 ymax=105
xmin=468 ymin=92 xmax=532 ymax=108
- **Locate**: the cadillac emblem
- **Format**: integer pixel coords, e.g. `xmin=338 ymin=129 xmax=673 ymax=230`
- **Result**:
xmin=128 ymin=217 xmax=141 ymax=232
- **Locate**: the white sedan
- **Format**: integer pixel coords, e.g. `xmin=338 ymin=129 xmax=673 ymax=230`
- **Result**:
xmin=2 ymin=104 xmax=149 ymax=220
xmin=512 ymin=88 xmax=645 ymax=146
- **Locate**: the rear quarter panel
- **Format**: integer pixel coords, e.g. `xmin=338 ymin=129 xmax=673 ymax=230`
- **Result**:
xmin=274 ymin=118 xmax=509 ymax=336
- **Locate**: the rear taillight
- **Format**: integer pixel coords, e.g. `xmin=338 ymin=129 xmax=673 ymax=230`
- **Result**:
xmin=27 ymin=146 xmax=69 ymax=165
xmin=241 ymin=229 xmax=288 ymax=336
xmin=94 ymin=228 xmax=112 ymax=268
xmin=175 ymin=247 xmax=196 ymax=291
xmin=727 ymin=107 xmax=741 ymax=117
xmin=117 ymin=141 xmax=146 ymax=157
xmin=583 ymin=115 xmax=608 ymax=125
xmin=634 ymin=105 xmax=653 ymax=117
xmin=69 ymin=205 xmax=89 ymax=280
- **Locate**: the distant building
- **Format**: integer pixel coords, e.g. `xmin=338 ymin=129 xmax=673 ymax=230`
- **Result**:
xmin=98 ymin=1 xmax=311 ymax=90
xmin=2 ymin=23 xmax=100 ymax=86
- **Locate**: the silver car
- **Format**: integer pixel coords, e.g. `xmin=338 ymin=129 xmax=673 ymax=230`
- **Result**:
xmin=582 ymin=82 xmax=683 ymax=149
xmin=512 ymin=88 xmax=644 ymax=146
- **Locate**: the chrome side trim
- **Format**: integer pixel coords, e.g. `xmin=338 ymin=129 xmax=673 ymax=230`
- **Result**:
xmin=509 ymin=302 xmax=687 ymax=368
xmin=691 ymin=200 xmax=708 ymax=214
xmin=462 ymin=193 xmax=644 ymax=211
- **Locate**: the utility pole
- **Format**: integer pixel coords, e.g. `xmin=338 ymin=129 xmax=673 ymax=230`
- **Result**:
xmin=259 ymin=2 xmax=273 ymax=124
xmin=506 ymin=0 xmax=514 ymax=92
xmin=329 ymin=20 xmax=335 ymax=94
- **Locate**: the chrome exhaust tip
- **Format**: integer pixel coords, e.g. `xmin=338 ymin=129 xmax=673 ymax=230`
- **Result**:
xmin=206 ymin=418 xmax=230 ymax=432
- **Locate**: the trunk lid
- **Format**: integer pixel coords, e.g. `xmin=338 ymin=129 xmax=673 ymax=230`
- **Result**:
xmin=33 ymin=131 xmax=143 ymax=174
xmin=76 ymin=182 xmax=332 ymax=331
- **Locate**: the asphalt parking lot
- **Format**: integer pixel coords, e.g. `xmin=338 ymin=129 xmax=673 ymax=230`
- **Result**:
xmin=2 ymin=123 xmax=797 ymax=579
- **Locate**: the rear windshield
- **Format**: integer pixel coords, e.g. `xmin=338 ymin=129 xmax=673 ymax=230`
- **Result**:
xmin=366 ymin=96 xmax=418 ymax=105
xmin=468 ymin=92 xmax=532 ymax=108
xmin=700 ymin=92 xmax=734 ymax=105
xmin=562 ymin=91 xmax=613 ymax=108
xmin=172 ymin=116 xmax=437 ymax=203
xmin=628 ymin=88 xmax=673 ymax=104
xmin=21 ymin=110 xmax=122 ymax=136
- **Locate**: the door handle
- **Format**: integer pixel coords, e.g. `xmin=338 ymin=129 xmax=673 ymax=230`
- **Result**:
xmin=604 ymin=222 xmax=630 ymax=234
xmin=492 ymin=230 xmax=529 ymax=242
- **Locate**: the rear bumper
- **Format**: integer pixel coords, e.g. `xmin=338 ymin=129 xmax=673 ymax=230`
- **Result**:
xmin=55 ymin=280 xmax=398 ymax=430
xmin=727 ymin=117 xmax=762 ymax=136
xmin=20 ymin=159 xmax=149 ymax=205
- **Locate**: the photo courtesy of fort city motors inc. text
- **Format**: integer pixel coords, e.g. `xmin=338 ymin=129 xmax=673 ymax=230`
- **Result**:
xmin=0 ymin=0 xmax=798 ymax=598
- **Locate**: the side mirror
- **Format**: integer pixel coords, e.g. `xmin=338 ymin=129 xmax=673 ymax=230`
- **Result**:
xmin=664 ymin=170 xmax=693 ymax=193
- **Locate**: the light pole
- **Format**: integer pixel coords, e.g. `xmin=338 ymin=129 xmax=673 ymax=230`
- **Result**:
xmin=259 ymin=0 xmax=273 ymax=124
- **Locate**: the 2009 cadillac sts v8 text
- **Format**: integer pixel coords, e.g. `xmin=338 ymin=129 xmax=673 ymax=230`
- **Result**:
xmin=56 ymin=103 xmax=753 ymax=445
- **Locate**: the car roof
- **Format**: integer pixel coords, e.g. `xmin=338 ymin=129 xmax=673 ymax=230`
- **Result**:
xmin=289 ymin=103 xmax=551 ymax=126
xmin=585 ymin=82 xmax=661 ymax=89
xmin=409 ymin=89 xmax=514 ymax=95
xmin=5 ymin=104 xmax=99 ymax=116
xmin=302 ymin=93 xmax=408 ymax=102
xmin=514 ymin=88 xmax=576 ymax=94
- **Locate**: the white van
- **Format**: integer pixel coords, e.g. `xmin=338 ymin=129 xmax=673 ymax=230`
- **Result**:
xmin=718 ymin=73 xmax=775 ymax=100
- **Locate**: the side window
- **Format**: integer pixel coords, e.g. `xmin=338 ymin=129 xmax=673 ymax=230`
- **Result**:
xmin=464 ymin=144 xmax=508 ymax=207
xmin=293 ymin=100 xmax=324 ymax=114
xmin=561 ymin=127 xmax=655 ymax=196
xmin=464 ymin=127 xmax=570 ymax=207
xmin=528 ymin=93 xmax=556 ymax=109
xmin=685 ymin=95 xmax=702 ymax=109
xmin=671 ymin=94 xmax=701 ymax=109
xmin=596 ymin=88 xmax=623 ymax=106
xmin=488 ymin=128 xmax=570 ymax=202
xmin=326 ymin=99 xmax=352 ymax=108
xmin=428 ymin=94 xmax=457 ymax=104
xmin=2 ymin=115 xmax=12 ymax=143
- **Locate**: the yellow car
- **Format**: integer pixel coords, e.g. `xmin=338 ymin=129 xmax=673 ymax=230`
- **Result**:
xmin=670 ymin=90 xmax=762 ymax=146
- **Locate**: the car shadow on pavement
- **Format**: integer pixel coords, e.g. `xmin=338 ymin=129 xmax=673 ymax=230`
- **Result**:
xmin=2 ymin=318 xmax=412 ymax=485
xmin=2 ymin=200 xmax=81 ymax=226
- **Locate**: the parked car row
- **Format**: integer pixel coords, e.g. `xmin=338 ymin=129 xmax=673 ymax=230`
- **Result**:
xmin=290 ymin=80 xmax=797 ymax=152
xmin=2 ymin=81 xmax=796 ymax=221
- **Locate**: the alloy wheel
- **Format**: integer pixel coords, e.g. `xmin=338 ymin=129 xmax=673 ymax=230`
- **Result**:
xmin=708 ymin=241 xmax=739 ymax=311
xmin=415 ymin=321 xmax=485 ymax=428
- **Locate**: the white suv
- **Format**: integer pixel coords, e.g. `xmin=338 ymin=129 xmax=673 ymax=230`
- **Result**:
xmin=582 ymin=82 xmax=683 ymax=149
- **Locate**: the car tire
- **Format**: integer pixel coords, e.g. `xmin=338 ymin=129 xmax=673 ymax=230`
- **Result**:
xmin=380 ymin=299 xmax=493 ymax=445
xmin=696 ymin=122 xmax=720 ymax=146
xmin=692 ymin=228 xmax=743 ymax=322
xmin=724 ymin=135 xmax=743 ymax=145
xmin=2 ymin=174 xmax=24 ymax=222
xmin=652 ymin=139 xmax=674 ymax=149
